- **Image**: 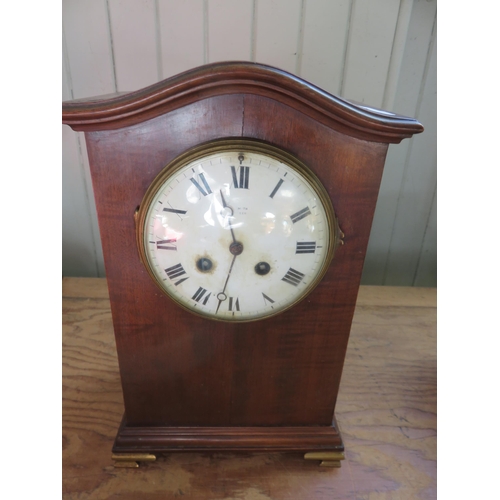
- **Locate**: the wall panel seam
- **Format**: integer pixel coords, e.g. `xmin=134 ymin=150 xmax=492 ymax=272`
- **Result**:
xmin=155 ymin=0 xmax=163 ymax=81
xmin=339 ymin=0 xmax=355 ymax=98
xmin=412 ymin=180 xmax=436 ymax=285
xmin=415 ymin=12 xmax=437 ymax=121
xmin=382 ymin=0 xmax=413 ymax=111
xmin=409 ymin=15 xmax=436 ymax=285
xmin=383 ymin=12 xmax=436 ymax=285
xmin=62 ymin=25 xmax=74 ymax=100
xmin=250 ymin=0 xmax=257 ymax=62
xmin=105 ymin=0 xmax=118 ymax=92
xmin=295 ymin=0 xmax=307 ymax=77
xmin=203 ymin=0 xmax=209 ymax=64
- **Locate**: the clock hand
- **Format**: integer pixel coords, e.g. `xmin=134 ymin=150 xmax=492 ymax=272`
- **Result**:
xmin=216 ymin=190 xmax=244 ymax=314
xmin=220 ymin=189 xmax=229 ymax=208
xmin=219 ymin=189 xmax=237 ymax=243
xmin=216 ymin=254 xmax=237 ymax=314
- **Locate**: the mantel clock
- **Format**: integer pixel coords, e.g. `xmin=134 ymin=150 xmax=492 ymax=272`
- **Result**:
xmin=62 ymin=62 xmax=423 ymax=468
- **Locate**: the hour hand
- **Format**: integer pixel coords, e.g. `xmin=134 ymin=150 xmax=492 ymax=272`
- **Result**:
xmin=219 ymin=190 xmax=237 ymax=242
xmin=219 ymin=189 xmax=229 ymax=209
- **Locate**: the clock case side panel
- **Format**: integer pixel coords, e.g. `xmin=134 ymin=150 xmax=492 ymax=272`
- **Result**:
xmin=234 ymin=95 xmax=390 ymax=422
xmin=81 ymin=95 xmax=247 ymax=427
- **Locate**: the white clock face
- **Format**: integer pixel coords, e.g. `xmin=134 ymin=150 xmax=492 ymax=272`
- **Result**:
xmin=138 ymin=141 xmax=336 ymax=322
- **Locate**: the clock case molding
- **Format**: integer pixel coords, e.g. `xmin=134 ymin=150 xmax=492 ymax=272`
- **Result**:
xmin=63 ymin=62 xmax=423 ymax=460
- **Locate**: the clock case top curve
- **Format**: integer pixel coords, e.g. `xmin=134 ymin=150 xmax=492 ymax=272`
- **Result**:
xmin=62 ymin=61 xmax=423 ymax=143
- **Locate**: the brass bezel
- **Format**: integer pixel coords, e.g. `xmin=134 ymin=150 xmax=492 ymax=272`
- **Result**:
xmin=136 ymin=138 xmax=340 ymax=323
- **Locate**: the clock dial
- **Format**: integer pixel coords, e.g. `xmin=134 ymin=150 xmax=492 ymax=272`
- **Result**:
xmin=137 ymin=140 xmax=338 ymax=322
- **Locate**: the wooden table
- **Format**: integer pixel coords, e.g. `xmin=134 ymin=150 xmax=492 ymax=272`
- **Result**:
xmin=62 ymin=278 xmax=436 ymax=499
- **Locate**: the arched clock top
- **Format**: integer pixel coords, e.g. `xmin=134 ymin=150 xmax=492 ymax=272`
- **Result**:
xmin=62 ymin=61 xmax=423 ymax=143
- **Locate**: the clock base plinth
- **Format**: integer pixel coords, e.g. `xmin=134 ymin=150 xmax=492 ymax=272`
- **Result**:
xmin=112 ymin=415 xmax=344 ymax=457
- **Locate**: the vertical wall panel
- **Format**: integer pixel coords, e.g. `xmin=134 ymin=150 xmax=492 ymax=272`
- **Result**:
xmin=63 ymin=0 xmax=116 ymax=98
xmin=62 ymin=31 xmax=72 ymax=102
xmin=362 ymin=0 xmax=437 ymax=286
xmin=381 ymin=0 xmax=413 ymax=111
xmin=341 ymin=0 xmax=400 ymax=106
xmin=208 ymin=0 xmax=253 ymax=62
xmin=254 ymin=0 xmax=302 ymax=73
xmin=414 ymin=189 xmax=436 ymax=287
xmin=108 ymin=0 xmax=158 ymax=91
xmin=62 ymin=0 xmax=437 ymax=286
xmin=383 ymin=25 xmax=437 ymax=285
xmin=391 ymin=0 xmax=437 ymax=114
xmin=299 ymin=0 xmax=351 ymax=95
xmin=62 ymin=125 xmax=98 ymax=277
xmin=61 ymin=15 xmax=104 ymax=276
xmin=158 ymin=0 xmax=205 ymax=79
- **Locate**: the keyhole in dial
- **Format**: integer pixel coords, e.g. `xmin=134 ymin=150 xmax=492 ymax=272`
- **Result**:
xmin=196 ymin=257 xmax=213 ymax=272
xmin=255 ymin=262 xmax=271 ymax=275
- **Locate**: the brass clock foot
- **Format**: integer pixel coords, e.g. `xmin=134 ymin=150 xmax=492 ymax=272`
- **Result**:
xmin=111 ymin=453 xmax=156 ymax=468
xmin=304 ymin=451 xmax=345 ymax=467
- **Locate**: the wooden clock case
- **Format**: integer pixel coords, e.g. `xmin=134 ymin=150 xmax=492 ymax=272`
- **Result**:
xmin=62 ymin=62 xmax=423 ymax=466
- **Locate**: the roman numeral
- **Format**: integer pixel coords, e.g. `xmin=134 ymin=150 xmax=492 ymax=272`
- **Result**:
xmin=296 ymin=241 xmax=316 ymax=254
xmin=282 ymin=268 xmax=305 ymax=287
xmin=192 ymin=287 xmax=211 ymax=304
xmin=269 ymin=178 xmax=284 ymax=199
xmin=163 ymin=207 xmax=187 ymax=215
xmin=262 ymin=293 xmax=275 ymax=306
xmin=190 ymin=173 xmax=212 ymax=196
xmin=228 ymin=297 xmax=240 ymax=312
xmin=156 ymin=239 xmax=177 ymax=251
xmin=165 ymin=263 xmax=188 ymax=285
xmin=290 ymin=207 xmax=311 ymax=224
xmin=231 ymin=166 xmax=250 ymax=189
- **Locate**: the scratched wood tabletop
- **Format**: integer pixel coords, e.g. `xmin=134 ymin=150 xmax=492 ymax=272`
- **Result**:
xmin=62 ymin=278 xmax=436 ymax=500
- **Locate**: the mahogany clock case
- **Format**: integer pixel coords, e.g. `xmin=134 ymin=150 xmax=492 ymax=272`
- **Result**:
xmin=62 ymin=62 xmax=423 ymax=455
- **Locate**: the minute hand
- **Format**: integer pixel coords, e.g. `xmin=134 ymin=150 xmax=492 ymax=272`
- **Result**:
xmin=220 ymin=190 xmax=237 ymax=243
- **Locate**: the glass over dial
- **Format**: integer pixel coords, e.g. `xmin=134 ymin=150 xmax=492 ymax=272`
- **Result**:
xmin=136 ymin=140 xmax=338 ymax=322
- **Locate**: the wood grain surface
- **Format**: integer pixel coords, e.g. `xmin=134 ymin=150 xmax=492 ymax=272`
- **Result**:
xmin=63 ymin=278 xmax=436 ymax=499
xmin=62 ymin=61 xmax=423 ymax=142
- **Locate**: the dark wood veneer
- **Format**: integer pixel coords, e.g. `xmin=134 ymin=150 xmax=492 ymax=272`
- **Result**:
xmin=63 ymin=62 xmax=423 ymax=456
xmin=63 ymin=61 xmax=422 ymax=142
xmin=113 ymin=417 xmax=343 ymax=454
